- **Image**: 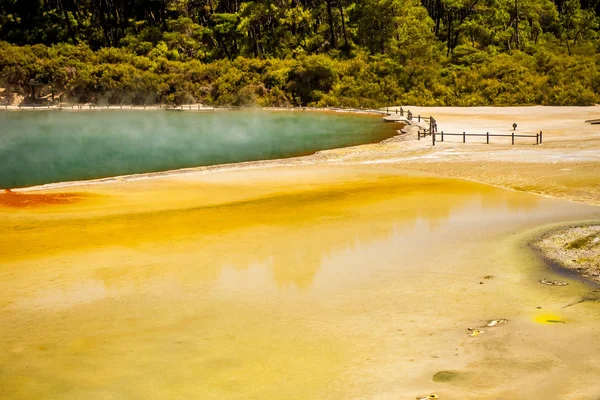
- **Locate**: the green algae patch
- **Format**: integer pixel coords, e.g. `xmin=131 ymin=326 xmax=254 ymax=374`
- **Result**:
xmin=433 ymin=370 xmax=460 ymax=382
xmin=565 ymin=233 xmax=599 ymax=250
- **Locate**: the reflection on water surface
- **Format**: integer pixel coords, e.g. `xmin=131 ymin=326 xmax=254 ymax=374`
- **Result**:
xmin=0 ymin=168 xmax=599 ymax=399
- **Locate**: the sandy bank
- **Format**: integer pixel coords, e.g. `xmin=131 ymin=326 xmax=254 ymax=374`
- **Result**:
xmin=532 ymin=224 xmax=600 ymax=285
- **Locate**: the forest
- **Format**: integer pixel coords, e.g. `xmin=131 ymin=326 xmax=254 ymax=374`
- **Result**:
xmin=0 ymin=0 xmax=599 ymax=106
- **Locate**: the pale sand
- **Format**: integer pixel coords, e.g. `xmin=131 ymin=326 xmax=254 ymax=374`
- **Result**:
xmin=330 ymin=106 xmax=600 ymax=206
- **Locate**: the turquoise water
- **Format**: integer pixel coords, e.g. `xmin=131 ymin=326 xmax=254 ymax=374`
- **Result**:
xmin=0 ymin=110 xmax=395 ymax=188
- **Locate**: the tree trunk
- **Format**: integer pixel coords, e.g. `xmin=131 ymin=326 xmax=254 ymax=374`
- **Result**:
xmin=514 ymin=0 xmax=519 ymax=49
xmin=446 ymin=13 xmax=452 ymax=55
xmin=326 ymin=0 xmax=336 ymax=48
xmin=434 ymin=0 xmax=442 ymax=36
xmin=338 ymin=1 xmax=348 ymax=47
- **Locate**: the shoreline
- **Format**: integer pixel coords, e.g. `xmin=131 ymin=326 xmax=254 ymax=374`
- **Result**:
xmin=0 ymin=103 xmax=391 ymax=115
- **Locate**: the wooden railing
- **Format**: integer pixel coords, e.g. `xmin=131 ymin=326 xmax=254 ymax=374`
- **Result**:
xmin=383 ymin=108 xmax=543 ymax=146
xmin=420 ymin=129 xmax=543 ymax=145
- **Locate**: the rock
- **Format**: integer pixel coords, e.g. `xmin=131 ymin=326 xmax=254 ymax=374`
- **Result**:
xmin=540 ymin=278 xmax=569 ymax=286
xmin=467 ymin=327 xmax=484 ymax=337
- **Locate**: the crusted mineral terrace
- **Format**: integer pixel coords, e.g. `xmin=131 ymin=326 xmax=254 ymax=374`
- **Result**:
xmin=533 ymin=224 xmax=600 ymax=285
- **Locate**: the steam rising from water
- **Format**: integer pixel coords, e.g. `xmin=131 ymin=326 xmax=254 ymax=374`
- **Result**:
xmin=0 ymin=110 xmax=394 ymax=188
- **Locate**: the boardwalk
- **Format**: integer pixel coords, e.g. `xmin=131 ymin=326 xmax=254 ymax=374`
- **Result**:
xmin=384 ymin=107 xmax=542 ymax=146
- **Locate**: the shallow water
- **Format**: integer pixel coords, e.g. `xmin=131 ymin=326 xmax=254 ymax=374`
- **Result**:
xmin=1 ymin=166 xmax=599 ymax=399
xmin=0 ymin=110 xmax=395 ymax=188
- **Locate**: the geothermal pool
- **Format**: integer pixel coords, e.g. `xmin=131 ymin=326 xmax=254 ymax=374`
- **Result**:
xmin=0 ymin=110 xmax=396 ymax=188
xmin=1 ymin=166 xmax=599 ymax=399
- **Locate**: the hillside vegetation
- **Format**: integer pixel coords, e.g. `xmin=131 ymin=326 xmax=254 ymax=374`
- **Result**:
xmin=1 ymin=0 xmax=599 ymax=106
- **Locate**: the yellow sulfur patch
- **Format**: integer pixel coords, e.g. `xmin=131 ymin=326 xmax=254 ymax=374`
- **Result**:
xmin=533 ymin=313 xmax=567 ymax=325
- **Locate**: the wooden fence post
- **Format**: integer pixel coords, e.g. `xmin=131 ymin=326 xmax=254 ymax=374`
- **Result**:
xmin=512 ymin=131 xmax=514 ymax=145
xmin=463 ymin=131 xmax=466 ymax=143
xmin=432 ymin=130 xmax=435 ymax=146
xmin=540 ymin=131 xmax=543 ymax=144
xmin=418 ymin=115 xmax=420 ymax=122
xmin=441 ymin=131 xmax=444 ymax=142
xmin=418 ymin=131 xmax=421 ymax=140
xmin=486 ymin=132 xmax=489 ymax=144
xmin=536 ymin=133 xmax=539 ymax=145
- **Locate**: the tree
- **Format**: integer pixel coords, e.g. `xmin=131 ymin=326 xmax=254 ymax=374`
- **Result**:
xmin=560 ymin=0 xmax=598 ymax=54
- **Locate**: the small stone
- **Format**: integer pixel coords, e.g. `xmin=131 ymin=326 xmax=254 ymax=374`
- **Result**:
xmin=486 ymin=319 xmax=508 ymax=327
xmin=540 ymin=278 xmax=568 ymax=286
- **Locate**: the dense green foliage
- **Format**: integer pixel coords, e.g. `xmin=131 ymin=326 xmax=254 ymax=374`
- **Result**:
xmin=1 ymin=0 xmax=599 ymax=106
